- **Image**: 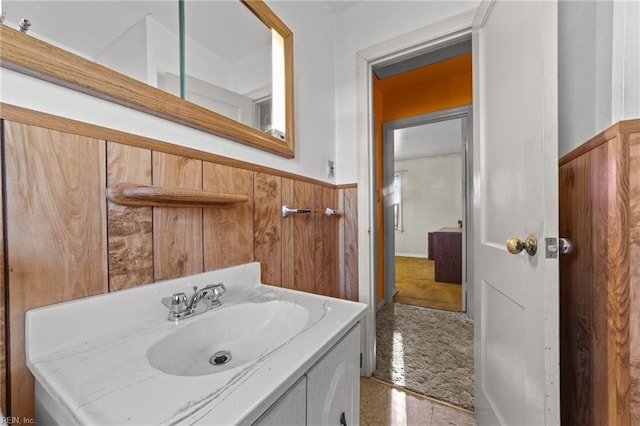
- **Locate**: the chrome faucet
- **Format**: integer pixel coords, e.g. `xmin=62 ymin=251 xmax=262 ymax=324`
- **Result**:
xmin=161 ymin=283 xmax=226 ymax=321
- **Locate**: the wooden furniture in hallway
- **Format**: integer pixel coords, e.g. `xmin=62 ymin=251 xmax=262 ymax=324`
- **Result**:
xmin=430 ymin=227 xmax=462 ymax=284
xmin=559 ymin=119 xmax=640 ymax=426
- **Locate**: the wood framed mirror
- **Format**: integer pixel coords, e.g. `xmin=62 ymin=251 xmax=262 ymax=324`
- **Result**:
xmin=0 ymin=0 xmax=295 ymax=157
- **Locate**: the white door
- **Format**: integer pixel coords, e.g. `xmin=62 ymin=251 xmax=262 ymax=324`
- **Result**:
xmin=472 ymin=1 xmax=559 ymax=425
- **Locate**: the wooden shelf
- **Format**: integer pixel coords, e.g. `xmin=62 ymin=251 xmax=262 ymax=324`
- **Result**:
xmin=107 ymin=183 xmax=249 ymax=207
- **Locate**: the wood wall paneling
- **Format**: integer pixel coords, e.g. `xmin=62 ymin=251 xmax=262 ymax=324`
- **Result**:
xmin=4 ymin=122 xmax=108 ymax=419
xmin=0 ymin=121 xmax=5 ymax=415
xmin=322 ymin=187 xmax=338 ymax=297
xmin=590 ymin=139 xmax=618 ymax=426
xmin=293 ymin=181 xmax=315 ymax=293
xmin=203 ymin=163 xmax=254 ymax=270
xmin=338 ymin=189 xmax=346 ymax=299
xmin=281 ymin=178 xmax=295 ymax=289
xmin=559 ymin=153 xmax=592 ymax=426
xmin=106 ymin=143 xmax=153 ymax=291
xmin=254 ymin=173 xmax=282 ymax=286
xmin=152 ymin=152 xmax=203 ymax=280
xmin=559 ymin=123 xmax=640 ymax=426
xmin=608 ymin=135 xmax=631 ymax=426
xmin=314 ymin=185 xmax=326 ymax=296
xmin=629 ymin=132 xmax=640 ymax=424
xmin=342 ymin=188 xmax=359 ymax=302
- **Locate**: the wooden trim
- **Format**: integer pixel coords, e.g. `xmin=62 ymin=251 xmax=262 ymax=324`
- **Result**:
xmin=242 ymin=0 xmax=291 ymax=36
xmin=0 ymin=12 xmax=295 ymax=158
xmin=0 ymin=103 xmax=340 ymax=189
xmin=559 ymin=119 xmax=640 ymax=166
xmin=242 ymin=0 xmax=295 ymax=157
xmin=107 ymin=183 xmax=249 ymax=207
xmin=337 ymin=183 xmax=358 ymax=189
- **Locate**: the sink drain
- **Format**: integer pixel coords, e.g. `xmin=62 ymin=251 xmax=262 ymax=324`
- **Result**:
xmin=209 ymin=350 xmax=232 ymax=366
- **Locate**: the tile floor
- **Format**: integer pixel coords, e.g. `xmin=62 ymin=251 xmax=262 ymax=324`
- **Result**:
xmin=360 ymin=377 xmax=475 ymax=426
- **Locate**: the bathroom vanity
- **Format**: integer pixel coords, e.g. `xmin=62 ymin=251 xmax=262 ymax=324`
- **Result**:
xmin=26 ymin=263 xmax=366 ymax=425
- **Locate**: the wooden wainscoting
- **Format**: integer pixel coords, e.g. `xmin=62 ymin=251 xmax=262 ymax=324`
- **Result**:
xmin=339 ymin=185 xmax=359 ymax=301
xmin=0 ymin=121 xmax=5 ymax=416
xmin=107 ymin=143 xmax=154 ymax=290
xmin=0 ymin=104 xmax=359 ymax=419
xmin=4 ymin=123 xmax=109 ymax=416
xmin=559 ymin=119 xmax=640 ymax=426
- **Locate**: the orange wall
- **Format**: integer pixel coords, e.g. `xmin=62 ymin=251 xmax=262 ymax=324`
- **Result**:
xmin=373 ymin=53 xmax=472 ymax=303
xmin=378 ymin=53 xmax=472 ymax=121
xmin=383 ymin=72 xmax=472 ymax=121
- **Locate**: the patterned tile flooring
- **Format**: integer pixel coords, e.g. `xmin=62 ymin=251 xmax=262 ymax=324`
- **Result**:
xmin=360 ymin=377 xmax=475 ymax=426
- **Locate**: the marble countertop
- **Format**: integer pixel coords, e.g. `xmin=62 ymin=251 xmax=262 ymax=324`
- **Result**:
xmin=26 ymin=263 xmax=367 ymax=425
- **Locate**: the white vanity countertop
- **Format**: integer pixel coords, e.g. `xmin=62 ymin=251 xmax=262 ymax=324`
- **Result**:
xmin=26 ymin=262 xmax=367 ymax=425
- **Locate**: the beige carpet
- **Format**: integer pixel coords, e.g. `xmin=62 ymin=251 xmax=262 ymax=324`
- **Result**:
xmin=394 ymin=257 xmax=462 ymax=312
xmin=374 ymin=302 xmax=474 ymax=410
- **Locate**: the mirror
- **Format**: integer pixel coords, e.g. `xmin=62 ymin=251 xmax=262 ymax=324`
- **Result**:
xmin=0 ymin=0 xmax=294 ymax=157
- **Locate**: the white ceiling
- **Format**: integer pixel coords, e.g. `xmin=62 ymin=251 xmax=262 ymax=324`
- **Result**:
xmin=3 ymin=1 xmax=271 ymax=62
xmin=3 ymin=1 xmax=361 ymax=63
xmin=394 ymin=118 xmax=463 ymax=161
xmin=325 ymin=1 xmax=362 ymax=13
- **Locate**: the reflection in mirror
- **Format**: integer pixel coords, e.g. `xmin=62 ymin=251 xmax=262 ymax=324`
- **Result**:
xmin=180 ymin=1 xmax=276 ymax=135
xmin=2 ymin=0 xmax=291 ymax=147
xmin=1 ymin=1 xmax=180 ymax=90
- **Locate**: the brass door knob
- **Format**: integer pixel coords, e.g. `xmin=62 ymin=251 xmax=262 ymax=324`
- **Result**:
xmin=506 ymin=235 xmax=538 ymax=256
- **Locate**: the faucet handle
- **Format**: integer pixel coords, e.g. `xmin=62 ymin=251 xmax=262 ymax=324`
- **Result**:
xmin=212 ymin=283 xmax=226 ymax=297
xmin=172 ymin=292 xmax=187 ymax=303
xmin=161 ymin=292 xmax=187 ymax=310
xmin=171 ymin=292 xmax=187 ymax=310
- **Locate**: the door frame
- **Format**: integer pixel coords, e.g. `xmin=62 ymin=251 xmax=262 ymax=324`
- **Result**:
xmin=382 ymin=105 xmax=473 ymax=313
xmin=356 ymin=9 xmax=475 ymax=376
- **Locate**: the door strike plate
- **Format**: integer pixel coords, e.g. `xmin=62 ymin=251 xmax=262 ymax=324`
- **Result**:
xmin=545 ymin=237 xmax=558 ymax=259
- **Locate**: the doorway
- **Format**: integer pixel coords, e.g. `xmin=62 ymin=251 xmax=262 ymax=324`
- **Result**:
xmin=365 ymin=24 xmax=475 ymax=409
xmin=355 ymin=7 xmax=475 ymax=379
xmin=373 ymin=104 xmax=474 ymax=410
xmin=382 ymin=107 xmax=472 ymax=314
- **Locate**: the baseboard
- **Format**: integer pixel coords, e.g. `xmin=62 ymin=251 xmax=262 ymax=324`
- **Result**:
xmin=395 ymin=253 xmax=427 ymax=258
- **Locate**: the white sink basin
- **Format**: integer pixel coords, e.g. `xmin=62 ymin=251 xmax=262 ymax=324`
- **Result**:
xmin=26 ymin=263 xmax=367 ymax=425
xmin=147 ymin=300 xmax=310 ymax=376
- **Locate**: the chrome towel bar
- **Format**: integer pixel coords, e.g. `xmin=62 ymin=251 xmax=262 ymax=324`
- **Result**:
xmin=282 ymin=206 xmax=340 ymax=218
xmin=282 ymin=206 xmax=312 ymax=218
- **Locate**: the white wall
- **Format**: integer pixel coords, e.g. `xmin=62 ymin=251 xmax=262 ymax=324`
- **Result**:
xmin=559 ymin=0 xmax=640 ymax=157
xmin=332 ymin=1 xmax=479 ymax=184
xmin=96 ymin=15 xmax=150 ymax=85
xmin=394 ymin=155 xmax=462 ymax=257
xmin=0 ymin=1 xmax=337 ymax=184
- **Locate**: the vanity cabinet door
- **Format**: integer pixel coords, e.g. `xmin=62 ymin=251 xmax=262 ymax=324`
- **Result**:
xmin=306 ymin=324 xmax=361 ymax=426
xmin=253 ymin=376 xmax=306 ymax=426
